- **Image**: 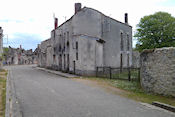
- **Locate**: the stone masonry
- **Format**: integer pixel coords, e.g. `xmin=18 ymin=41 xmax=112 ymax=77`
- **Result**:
xmin=37 ymin=3 xmax=132 ymax=76
xmin=140 ymin=47 xmax=175 ymax=97
xmin=0 ymin=27 xmax=3 ymax=69
xmin=5 ymin=46 xmax=37 ymax=65
xmin=132 ymin=51 xmax=140 ymax=68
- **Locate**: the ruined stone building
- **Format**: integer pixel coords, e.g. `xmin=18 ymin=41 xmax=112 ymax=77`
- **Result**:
xmin=5 ymin=45 xmax=37 ymax=65
xmin=0 ymin=27 xmax=3 ymax=56
xmin=0 ymin=27 xmax=3 ymax=68
xmin=37 ymin=3 xmax=132 ymax=75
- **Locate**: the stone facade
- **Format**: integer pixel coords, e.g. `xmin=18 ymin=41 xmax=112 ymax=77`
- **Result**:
xmin=37 ymin=3 xmax=132 ymax=76
xmin=0 ymin=27 xmax=3 ymax=69
xmin=5 ymin=46 xmax=37 ymax=65
xmin=140 ymin=47 xmax=175 ymax=97
xmin=132 ymin=51 xmax=140 ymax=68
xmin=0 ymin=27 xmax=3 ymax=56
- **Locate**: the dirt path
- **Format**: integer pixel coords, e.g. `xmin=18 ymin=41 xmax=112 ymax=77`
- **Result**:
xmin=72 ymin=78 xmax=130 ymax=97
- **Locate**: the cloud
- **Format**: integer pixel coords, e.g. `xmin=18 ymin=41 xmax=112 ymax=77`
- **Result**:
xmin=0 ymin=19 xmax=23 ymax=23
xmin=0 ymin=0 xmax=175 ymax=49
xmin=3 ymin=33 xmax=42 ymax=50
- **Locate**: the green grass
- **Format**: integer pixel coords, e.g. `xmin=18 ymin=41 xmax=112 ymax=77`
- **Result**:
xmin=0 ymin=70 xmax=7 ymax=117
xmin=82 ymin=77 xmax=175 ymax=106
xmin=0 ymin=69 xmax=6 ymax=72
xmin=105 ymin=69 xmax=140 ymax=81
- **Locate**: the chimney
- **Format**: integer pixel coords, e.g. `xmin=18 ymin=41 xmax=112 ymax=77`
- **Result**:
xmin=54 ymin=18 xmax=58 ymax=29
xmin=125 ymin=13 xmax=128 ymax=24
xmin=75 ymin=3 xmax=82 ymax=14
xmin=0 ymin=27 xmax=2 ymax=34
xmin=20 ymin=45 xmax=22 ymax=49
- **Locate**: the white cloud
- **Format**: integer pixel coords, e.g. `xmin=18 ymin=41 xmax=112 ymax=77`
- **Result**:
xmin=0 ymin=0 xmax=175 ymax=49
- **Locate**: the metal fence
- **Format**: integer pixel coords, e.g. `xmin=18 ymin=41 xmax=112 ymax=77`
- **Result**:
xmin=96 ymin=67 xmax=140 ymax=81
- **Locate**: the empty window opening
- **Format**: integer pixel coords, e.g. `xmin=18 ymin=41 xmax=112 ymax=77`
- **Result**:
xmin=127 ymin=34 xmax=130 ymax=51
xmin=67 ymin=54 xmax=69 ymax=71
xmin=76 ymin=52 xmax=78 ymax=60
xmin=67 ymin=32 xmax=69 ymax=40
xmin=64 ymin=54 xmax=66 ymax=70
xmin=120 ymin=53 xmax=123 ymax=72
xmin=59 ymin=54 xmax=62 ymax=70
xmin=120 ymin=32 xmax=123 ymax=51
xmin=67 ymin=41 xmax=69 ymax=51
xmin=53 ymin=54 xmax=56 ymax=63
xmin=76 ymin=41 xmax=78 ymax=50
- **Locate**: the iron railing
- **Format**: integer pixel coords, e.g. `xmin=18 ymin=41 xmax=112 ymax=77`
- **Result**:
xmin=96 ymin=67 xmax=140 ymax=81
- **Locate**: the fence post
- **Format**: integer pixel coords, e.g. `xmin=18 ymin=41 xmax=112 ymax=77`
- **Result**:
xmin=128 ymin=67 xmax=131 ymax=81
xmin=96 ymin=67 xmax=98 ymax=77
xmin=109 ymin=67 xmax=112 ymax=79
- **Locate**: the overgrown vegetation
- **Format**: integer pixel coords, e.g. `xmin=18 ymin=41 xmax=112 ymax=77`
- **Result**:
xmin=78 ymin=77 xmax=175 ymax=106
xmin=135 ymin=12 xmax=175 ymax=52
xmin=2 ymin=47 xmax=9 ymax=62
xmin=112 ymin=69 xmax=139 ymax=81
xmin=0 ymin=70 xmax=7 ymax=117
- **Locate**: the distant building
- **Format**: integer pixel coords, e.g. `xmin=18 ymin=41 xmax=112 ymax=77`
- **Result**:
xmin=0 ymin=27 xmax=3 ymax=56
xmin=0 ymin=27 xmax=3 ymax=68
xmin=5 ymin=45 xmax=37 ymax=65
xmin=37 ymin=3 xmax=132 ymax=76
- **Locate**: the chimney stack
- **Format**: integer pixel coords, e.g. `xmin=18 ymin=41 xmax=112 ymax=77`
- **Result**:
xmin=0 ymin=27 xmax=2 ymax=34
xmin=54 ymin=18 xmax=58 ymax=29
xmin=20 ymin=45 xmax=22 ymax=49
xmin=75 ymin=3 xmax=82 ymax=14
xmin=125 ymin=13 xmax=128 ymax=24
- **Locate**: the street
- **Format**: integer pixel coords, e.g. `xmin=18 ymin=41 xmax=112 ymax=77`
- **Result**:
xmin=7 ymin=65 xmax=174 ymax=117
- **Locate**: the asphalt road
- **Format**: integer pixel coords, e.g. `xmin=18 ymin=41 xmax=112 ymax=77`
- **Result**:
xmin=7 ymin=65 xmax=175 ymax=117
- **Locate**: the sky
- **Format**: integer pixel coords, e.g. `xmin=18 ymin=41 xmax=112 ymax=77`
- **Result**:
xmin=0 ymin=0 xmax=175 ymax=50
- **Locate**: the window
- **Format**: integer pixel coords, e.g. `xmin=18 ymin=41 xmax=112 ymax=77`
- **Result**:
xmin=67 ymin=41 xmax=69 ymax=51
xmin=120 ymin=32 xmax=123 ymax=51
xmin=54 ymin=47 xmax=56 ymax=53
xmin=76 ymin=52 xmax=78 ymax=60
xmin=127 ymin=34 xmax=130 ymax=51
xmin=67 ymin=32 xmax=69 ymax=40
xmin=76 ymin=41 xmax=78 ymax=50
xmin=59 ymin=54 xmax=62 ymax=70
xmin=59 ymin=45 xmax=61 ymax=52
xmin=64 ymin=54 xmax=65 ymax=69
xmin=120 ymin=53 xmax=123 ymax=72
xmin=53 ymin=54 xmax=56 ymax=63
xmin=76 ymin=41 xmax=78 ymax=60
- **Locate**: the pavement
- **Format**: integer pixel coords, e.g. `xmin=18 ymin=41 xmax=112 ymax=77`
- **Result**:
xmin=34 ymin=66 xmax=79 ymax=78
xmin=5 ymin=65 xmax=175 ymax=117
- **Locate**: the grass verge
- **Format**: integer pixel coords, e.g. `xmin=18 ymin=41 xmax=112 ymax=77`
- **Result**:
xmin=0 ymin=70 xmax=7 ymax=117
xmin=78 ymin=77 xmax=175 ymax=106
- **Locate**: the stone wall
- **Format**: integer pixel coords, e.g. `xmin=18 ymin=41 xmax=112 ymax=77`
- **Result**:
xmin=132 ymin=51 xmax=140 ymax=68
xmin=140 ymin=47 xmax=175 ymax=97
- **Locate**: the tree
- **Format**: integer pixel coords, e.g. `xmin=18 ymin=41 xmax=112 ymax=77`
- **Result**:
xmin=135 ymin=12 xmax=175 ymax=51
xmin=2 ymin=47 xmax=9 ymax=61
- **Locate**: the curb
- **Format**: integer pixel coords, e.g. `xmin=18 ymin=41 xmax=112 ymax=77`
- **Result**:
xmin=152 ymin=101 xmax=175 ymax=113
xmin=35 ymin=67 xmax=79 ymax=78
xmin=5 ymin=69 xmax=23 ymax=117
